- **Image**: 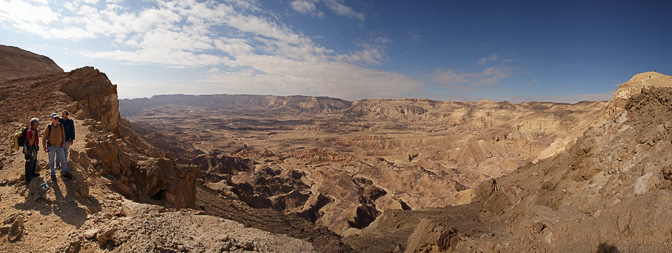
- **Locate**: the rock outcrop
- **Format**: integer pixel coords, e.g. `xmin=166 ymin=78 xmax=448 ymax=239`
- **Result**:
xmin=604 ymin=71 xmax=672 ymax=118
xmin=60 ymin=67 xmax=121 ymax=134
xmin=0 ymin=45 xmax=63 ymax=83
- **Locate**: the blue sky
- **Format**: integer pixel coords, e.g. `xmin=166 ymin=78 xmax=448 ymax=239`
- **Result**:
xmin=1 ymin=0 xmax=670 ymax=102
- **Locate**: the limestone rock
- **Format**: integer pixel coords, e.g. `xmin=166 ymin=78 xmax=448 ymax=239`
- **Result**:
xmin=83 ymin=229 xmax=99 ymax=239
xmin=60 ymin=67 xmax=121 ymax=134
xmin=3 ymin=213 xmax=25 ymax=242
xmin=96 ymin=226 xmax=117 ymax=244
xmin=633 ymin=172 xmax=661 ymax=196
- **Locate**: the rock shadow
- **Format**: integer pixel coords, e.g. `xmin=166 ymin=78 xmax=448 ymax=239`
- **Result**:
xmin=14 ymin=174 xmax=99 ymax=229
xmin=597 ymin=243 xmax=620 ymax=253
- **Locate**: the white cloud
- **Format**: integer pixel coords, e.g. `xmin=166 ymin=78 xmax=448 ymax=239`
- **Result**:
xmin=0 ymin=0 xmax=421 ymax=99
xmin=334 ymin=42 xmax=385 ymax=65
xmin=46 ymin=26 xmax=97 ymax=39
xmin=323 ymin=0 xmax=364 ymax=21
xmin=290 ymin=0 xmax=323 ymax=17
xmin=26 ymin=0 xmax=47 ymax=4
xmin=477 ymin=53 xmax=498 ymax=66
xmin=0 ymin=0 xmax=58 ymax=24
xmin=202 ymin=54 xmax=421 ymax=100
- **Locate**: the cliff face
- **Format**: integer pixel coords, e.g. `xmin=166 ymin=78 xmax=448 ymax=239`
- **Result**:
xmin=60 ymin=67 xmax=121 ymax=134
xmin=0 ymin=45 xmax=63 ymax=83
xmin=0 ymin=66 xmax=197 ymax=209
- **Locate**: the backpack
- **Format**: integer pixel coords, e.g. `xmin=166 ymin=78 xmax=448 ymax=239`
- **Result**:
xmin=13 ymin=127 xmax=29 ymax=150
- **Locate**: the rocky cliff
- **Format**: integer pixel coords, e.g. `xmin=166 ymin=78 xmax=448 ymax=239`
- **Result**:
xmin=0 ymin=66 xmax=197 ymax=209
xmin=0 ymin=45 xmax=63 ymax=83
xmin=346 ymin=74 xmax=672 ymax=252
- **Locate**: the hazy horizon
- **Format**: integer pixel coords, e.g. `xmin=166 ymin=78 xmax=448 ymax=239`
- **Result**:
xmin=116 ymin=91 xmax=613 ymax=104
xmin=1 ymin=0 xmax=670 ymax=103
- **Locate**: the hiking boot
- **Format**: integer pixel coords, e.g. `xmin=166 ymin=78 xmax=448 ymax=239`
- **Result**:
xmin=51 ymin=174 xmax=57 ymax=181
xmin=62 ymin=172 xmax=73 ymax=180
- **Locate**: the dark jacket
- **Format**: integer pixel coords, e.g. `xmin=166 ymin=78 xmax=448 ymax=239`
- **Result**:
xmin=60 ymin=118 xmax=75 ymax=142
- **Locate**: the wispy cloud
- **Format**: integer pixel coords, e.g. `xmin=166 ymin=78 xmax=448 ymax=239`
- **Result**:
xmin=526 ymin=79 xmax=539 ymax=86
xmin=477 ymin=53 xmax=498 ymax=66
xmin=430 ymin=66 xmax=515 ymax=89
xmin=290 ymin=0 xmax=364 ymax=21
xmin=291 ymin=0 xmax=323 ymax=17
xmin=408 ymin=28 xmax=421 ymax=41
xmin=323 ymin=0 xmax=364 ymax=21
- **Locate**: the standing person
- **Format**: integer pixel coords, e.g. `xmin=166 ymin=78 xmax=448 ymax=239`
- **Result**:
xmin=43 ymin=113 xmax=72 ymax=180
xmin=56 ymin=110 xmax=75 ymax=167
xmin=24 ymin=118 xmax=40 ymax=184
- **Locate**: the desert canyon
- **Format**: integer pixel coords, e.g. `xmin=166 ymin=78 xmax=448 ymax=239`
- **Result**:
xmin=2 ymin=45 xmax=672 ymax=252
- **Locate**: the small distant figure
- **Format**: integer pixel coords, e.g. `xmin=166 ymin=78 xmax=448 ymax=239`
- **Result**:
xmin=24 ymin=118 xmax=41 ymax=184
xmin=55 ymin=110 xmax=75 ymax=169
xmin=43 ymin=113 xmax=72 ymax=180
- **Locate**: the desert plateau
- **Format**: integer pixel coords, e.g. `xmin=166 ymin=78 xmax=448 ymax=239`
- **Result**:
xmin=2 ymin=42 xmax=672 ymax=252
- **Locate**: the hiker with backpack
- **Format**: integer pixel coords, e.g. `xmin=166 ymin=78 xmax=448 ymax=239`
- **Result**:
xmin=43 ymin=113 xmax=72 ymax=180
xmin=24 ymin=118 xmax=41 ymax=184
xmin=55 ymin=110 xmax=75 ymax=169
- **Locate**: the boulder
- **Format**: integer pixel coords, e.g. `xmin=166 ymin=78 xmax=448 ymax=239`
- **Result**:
xmin=634 ymin=172 xmax=661 ymax=196
xmin=3 ymin=213 xmax=24 ymax=242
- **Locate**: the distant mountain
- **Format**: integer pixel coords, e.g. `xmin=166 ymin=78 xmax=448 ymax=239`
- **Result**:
xmin=0 ymin=45 xmax=63 ymax=83
xmin=119 ymin=94 xmax=353 ymax=117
